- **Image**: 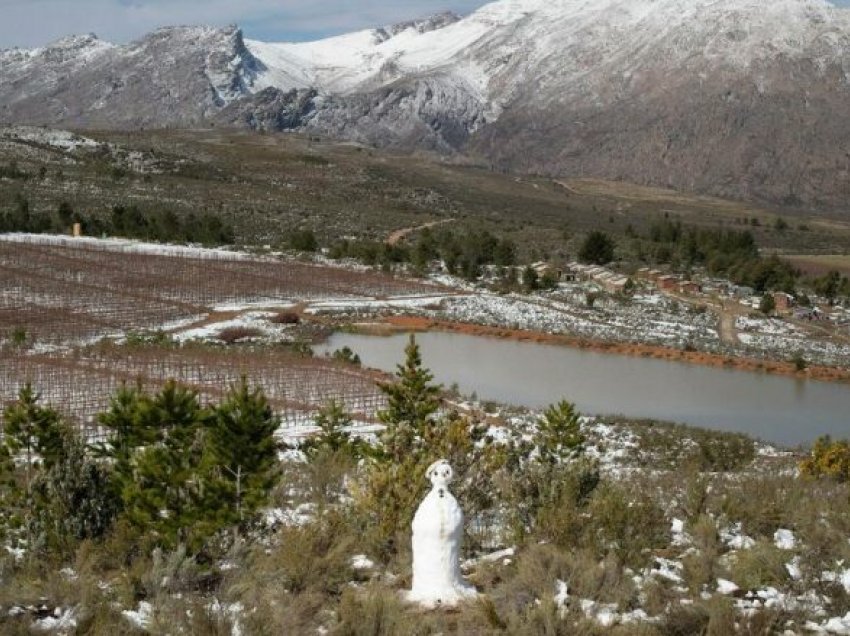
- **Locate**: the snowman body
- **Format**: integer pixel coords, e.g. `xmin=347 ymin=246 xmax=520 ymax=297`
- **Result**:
xmin=407 ymin=460 xmax=478 ymax=607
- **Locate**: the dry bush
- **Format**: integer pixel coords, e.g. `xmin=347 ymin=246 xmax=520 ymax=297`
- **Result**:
xmin=717 ymin=475 xmax=806 ymax=539
xmin=216 ymin=326 xmax=263 ymax=344
xmin=681 ymin=515 xmax=722 ymax=593
xmin=727 ymin=542 xmax=789 ymax=591
xmin=583 ymin=483 xmax=668 ymax=569
xmin=270 ymin=311 xmax=300 ymax=325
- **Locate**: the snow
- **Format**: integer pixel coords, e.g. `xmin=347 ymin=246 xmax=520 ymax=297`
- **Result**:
xmin=122 ymin=601 xmax=153 ymax=630
xmin=717 ymin=578 xmax=740 ymax=595
xmin=32 ymin=607 xmax=77 ymax=633
xmin=351 ymin=554 xmax=375 ymax=570
xmin=240 ymin=0 xmax=850 ymax=123
xmin=0 ymin=233 xmax=251 ymax=262
xmin=774 ymin=528 xmax=797 ymax=550
xmin=263 ymin=503 xmax=315 ymax=528
xmin=1 ymin=126 xmax=100 ymax=152
xmin=172 ymin=311 xmax=293 ymax=344
xmin=461 ymin=547 xmax=516 ymax=570
xmin=407 ymin=460 xmax=478 ymax=607
xmin=721 ymin=522 xmax=756 ymax=550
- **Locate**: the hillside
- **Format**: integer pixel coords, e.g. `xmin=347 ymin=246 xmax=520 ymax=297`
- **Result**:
xmin=2 ymin=0 xmax=850 ymax=210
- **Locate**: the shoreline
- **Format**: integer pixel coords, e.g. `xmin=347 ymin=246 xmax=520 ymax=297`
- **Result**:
xmin=377 ymin=316 xmax=850 ymax=386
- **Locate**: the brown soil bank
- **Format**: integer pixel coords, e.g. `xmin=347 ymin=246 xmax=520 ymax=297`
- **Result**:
xmin=383 ymin=316 xmax=850 ymax=386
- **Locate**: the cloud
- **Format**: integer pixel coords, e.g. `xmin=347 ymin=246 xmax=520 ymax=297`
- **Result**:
xmin=0 ymin=0 xmax=489 ymax=48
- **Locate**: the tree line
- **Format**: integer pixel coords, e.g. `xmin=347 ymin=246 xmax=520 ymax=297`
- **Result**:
xmin=0 ymin=196 xmax=234 ymax=246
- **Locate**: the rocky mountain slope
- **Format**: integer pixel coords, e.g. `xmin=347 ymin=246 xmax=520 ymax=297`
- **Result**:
xmin=2 ymin=0 xmax=850 ymax=209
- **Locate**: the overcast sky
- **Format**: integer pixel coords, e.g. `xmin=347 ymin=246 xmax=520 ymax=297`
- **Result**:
xmin=1 ymin=0 xmax=849 ymax=49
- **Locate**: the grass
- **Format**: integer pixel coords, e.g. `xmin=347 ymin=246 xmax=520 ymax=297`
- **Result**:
xmin=785 ymin=254 xmax=850 ymax=277
xmin=0 ymin=423 xmax=847 ymax=634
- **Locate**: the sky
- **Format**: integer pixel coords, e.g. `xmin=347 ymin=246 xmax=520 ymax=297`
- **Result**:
xmin=1 ymin=0 xmax=849 ymax=49
xmin=0 ymin=0 xmax=489 ymax=48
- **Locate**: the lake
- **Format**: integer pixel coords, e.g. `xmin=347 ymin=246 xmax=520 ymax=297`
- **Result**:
xmin=317 ymin=331 xmax=850 ymax=447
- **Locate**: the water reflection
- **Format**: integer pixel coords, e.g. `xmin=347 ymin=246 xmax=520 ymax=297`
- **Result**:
xmin=317 ymin=331 xmax=850 ymax=448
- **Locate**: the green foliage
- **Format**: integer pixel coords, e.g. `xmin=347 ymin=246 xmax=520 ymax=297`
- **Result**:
xmin=0 ymin=160 xmax=28 ymax=180
xmin=0 ymin=196 xmax=234 ymax=244
xmin=99 ymin=378 xmax=279 ymax=551
xmin=791 ymin=351 xmax=808 ymax=372
xmin=111 ymin=205 xmax=234 ymax=245
xmin=646 ymin=220 xmax=799 ymax=293
xmin=534 ymin=400 xmax=585 ymax=464
xmin=9 ymin=327 xmax=27 ymax=347
xmin=329 ymin=226 xmax=516 ymax=280
xmin=800 ymin=436 xmax=850 ymax=482
xmin=302 ymin=400 xmax=364 ymax=459
xmin=2 ymin=384 xmax=64 ymax=492
xmin=289 ymin=228 xmax=319 ymax=252
xmin=204 ymin=377 xmax=280 ymax=525
xmin=375 ymin=335 xmax=441 ymax=462
xmin=332 ymin=346 xmax=361 ymax=366
xmin=579 ymin=230 xmax=616 ymax=265
xmin=540 ymin=270 xmax=559 ymax=290
xmin=812 ymin=270 xmax=850 ymax=301
xmin=29 ymin=426 xmax=119 ymax=558
xmin=759 ymin=293 xmax=776 ymax=315
xmin=522 ymin=265 xmax=539 ymax=291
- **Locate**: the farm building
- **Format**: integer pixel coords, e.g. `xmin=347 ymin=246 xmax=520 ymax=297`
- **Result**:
xmin=679 ymin=281 xmax=701 ymax=295
xmin=773 ymin=292 xmax=794 ymax=312
xmin=657 ymin=275 xmax=679 ymax=291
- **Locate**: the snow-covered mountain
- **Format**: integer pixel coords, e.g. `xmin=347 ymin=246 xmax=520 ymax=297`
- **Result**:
xmin=3 ymin=0 xmax=850 ymax=208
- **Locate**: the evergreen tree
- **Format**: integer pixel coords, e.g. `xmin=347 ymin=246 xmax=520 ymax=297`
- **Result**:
xmin=303 ymin=399 xmax=364 ymax=459
xmin=376 ymin=335 xmax=441 ymax=462
xmin=120 ymin=381 xmax=208 ymax=548
xmin=534 ymin=400 xmax=586 ymax=464
xmin=205 ymin=378 xmax=280 ymax=525
xmin=579 ymin=231 xmax=616 ymax=265
xmin=95 ymin=382 xmax=154 ymax=485
xmin=2 ymin=384 xmax=64 ymax=493
xmin=523 ymin=266 xmax=540 ymax=291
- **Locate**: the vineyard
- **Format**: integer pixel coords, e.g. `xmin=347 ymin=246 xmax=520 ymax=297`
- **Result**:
xmin=0 ymin=345 xmax=389 ymax=440
xmin=0 ymin=234 xmax=443 ymax=434
xmin=0 ymin=234 xmax=441 ymax=346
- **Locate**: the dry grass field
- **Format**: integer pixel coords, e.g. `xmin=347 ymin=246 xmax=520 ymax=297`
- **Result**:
xmin=784 ymin=254 xmax=850 ymax=278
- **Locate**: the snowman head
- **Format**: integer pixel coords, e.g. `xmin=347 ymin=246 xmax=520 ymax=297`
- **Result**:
xmin=426 ymin=459 xmax=454 ymax=489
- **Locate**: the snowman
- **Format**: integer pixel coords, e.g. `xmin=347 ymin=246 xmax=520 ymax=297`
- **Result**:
xmin=407 ymin=459 xmax=478 ymax=607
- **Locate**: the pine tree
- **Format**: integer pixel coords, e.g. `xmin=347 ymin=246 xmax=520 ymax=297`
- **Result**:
xmin=95 ymin=382 xmax=153 ymax=487
xmin=376 ymin=335 xmax=441 ymax=462
xmin=205 ymin=378 xmax=280 ymax=526
xmin=2 ymin=384 xmax=64 ymax=493
xmin=534 ymin=400 xmax=586 ymax=464
xmin=303 ymin=399 xmax=358 ymax=458
xmin=121 ymin=381 xmax=208 ymax=548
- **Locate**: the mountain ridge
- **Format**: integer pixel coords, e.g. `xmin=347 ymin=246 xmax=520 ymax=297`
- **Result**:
xmin=3 ymin=0 xmax=850 ymax=209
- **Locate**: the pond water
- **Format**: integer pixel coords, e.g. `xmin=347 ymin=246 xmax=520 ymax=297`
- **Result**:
xmin=317 ymin=331 xmax=850 ymax=447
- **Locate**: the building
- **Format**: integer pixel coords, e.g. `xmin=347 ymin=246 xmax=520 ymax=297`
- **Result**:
xmin=599 ymin=273 xmax=630 ymax=294
xmin=679 ymin=281 xmax=701 ymax=295
xmin=531 ymin=262 xmax=563 ymax=282
xmin=657 ymin=275 xmax=679 ymax=291
xmin=773 ymin=292 xmax=794 ymax=312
